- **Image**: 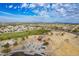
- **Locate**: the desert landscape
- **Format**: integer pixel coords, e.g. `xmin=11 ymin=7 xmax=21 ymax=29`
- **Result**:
xmin=0 ymin=23 xmax=79 ymax=56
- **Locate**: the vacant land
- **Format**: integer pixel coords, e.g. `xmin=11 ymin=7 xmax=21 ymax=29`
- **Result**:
xmin=0 ymin=23 xmax=79 ymax=56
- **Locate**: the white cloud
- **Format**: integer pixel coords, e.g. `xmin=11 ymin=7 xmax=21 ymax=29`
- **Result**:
xmin=39 ymin=10 xmax=49 ymax=17
xmin=14 ymin=6 xmax=17 ymax=9
xmin=46 ymin=4 xmax=50 ymax=8
xmin=57 ymin=8 xmax=67 ymax=16
xmin=9 ymin=5 xmax=13 ymax=8
xmin=64 ymin=4 xmax=70 ymax=7
xmin=33 ymin=10 xmax=39 ymax=13
xmin=57 ymin=8 xmax=65 ymax=12
xmin=21 ymin=3 xmax=28 ymax=8
xmin=38 ymin=3 xmax=45 ymax=6
xmin=51 ymin=4 xmax=59 ymax=9
xmin=29 ymin=4 xmax=36 ymax=8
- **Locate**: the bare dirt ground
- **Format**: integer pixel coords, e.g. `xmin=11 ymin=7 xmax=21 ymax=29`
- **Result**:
xmin=5 ymin=30 xmax=79 ymax=56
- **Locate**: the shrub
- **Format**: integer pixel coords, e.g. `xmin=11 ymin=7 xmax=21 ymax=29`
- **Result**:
xmin=61 ymin=33 xmax=64 ymax=36
xmin=2 ymin=43 xmax=10 ymax=48
xmin=72 ymin=29 xmax=79 ymax=32
xmin=1 ymin=48 xmax=11 ymax=53
xmin=43 ymin=41 xmax=49 ymax=46
xmin=37 ymin=36 xmax=42 ymax=41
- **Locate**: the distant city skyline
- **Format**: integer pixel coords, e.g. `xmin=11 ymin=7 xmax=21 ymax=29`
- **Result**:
xmin=0 ymin=3 xmax=79 ymax=23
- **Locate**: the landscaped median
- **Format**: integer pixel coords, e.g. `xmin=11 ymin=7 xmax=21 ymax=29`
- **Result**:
xmin=0 ymin=29 xmax=50 ymax=40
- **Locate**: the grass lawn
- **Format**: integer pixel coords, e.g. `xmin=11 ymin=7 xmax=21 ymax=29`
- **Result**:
xmin=0 ymin=29 xmax=50 ymax=40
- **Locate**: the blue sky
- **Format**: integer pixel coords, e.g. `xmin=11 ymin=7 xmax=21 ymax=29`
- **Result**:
xmin=0 ymin=3 xmax=79 ymax=23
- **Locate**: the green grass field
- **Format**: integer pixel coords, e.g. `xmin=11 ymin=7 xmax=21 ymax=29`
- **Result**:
xmin=0 ymin=29 xmax=50 ymax=40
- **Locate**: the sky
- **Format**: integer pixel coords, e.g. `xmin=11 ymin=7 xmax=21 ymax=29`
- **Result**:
xmin=0 ymin=3 xmax=79 ymax=23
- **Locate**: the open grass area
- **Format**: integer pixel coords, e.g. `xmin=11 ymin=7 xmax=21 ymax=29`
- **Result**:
xmin=0 ymin=29 xmax=50 ymax=40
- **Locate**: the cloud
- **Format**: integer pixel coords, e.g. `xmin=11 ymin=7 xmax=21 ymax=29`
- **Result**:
xmin=51 ymin=4 xmax=59 ymax=9
xmin=21 ymin=3 xmax=28 ymax=8
xmin=29 ymin=4 xmax=36 ymax=8
xmin=33 ymin=10 xmax=39 ymax=13
xmin=0 ymin=11 xmax=79 ymax=23
xmin=57 ymin=8 xmax=67 ymax=16
xmin=0 ymin=3 xmax=79 ymax=23
xmin=9 ymin=5 xmax=13 ymax=8
xmin=13 ymin=6 xmax=17 ymax=9
xmin=46 ymin=4 xmax=51 ymax=8
xmin=38 ymin=3 xmax=46 ymax=7
xmin=38 ymin=10 xmax=49 ymax=17
xmin=64 ymin=4 xmax=71 ymax=7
